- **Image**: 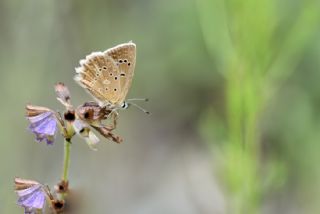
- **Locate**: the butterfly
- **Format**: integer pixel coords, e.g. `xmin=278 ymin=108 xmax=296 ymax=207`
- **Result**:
xmin=74 ymin=42 xmax=138 ymax=111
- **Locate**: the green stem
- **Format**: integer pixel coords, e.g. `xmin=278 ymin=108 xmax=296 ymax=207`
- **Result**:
xmin=62 ymin=139 xmax=71 ymax=182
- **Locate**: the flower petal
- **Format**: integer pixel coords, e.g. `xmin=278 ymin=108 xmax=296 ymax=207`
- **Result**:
xmin=24 ymin=207 xmax=38 ymax=214
xmin=73 ymin=119 xmax=99 ymax=150
xmin=85 ymin=131 xmax=99 ymax=151
xmin=16 ymin=184 xmax=46 ymax=209
xmin=27 ymin=111 xmax=58 ymax=145
xmin=29 ymin=112 xmax=57 ymax=136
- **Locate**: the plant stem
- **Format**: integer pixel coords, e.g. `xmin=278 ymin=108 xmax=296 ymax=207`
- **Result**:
xmin=62 ymin=139 xmax=71 ymax=182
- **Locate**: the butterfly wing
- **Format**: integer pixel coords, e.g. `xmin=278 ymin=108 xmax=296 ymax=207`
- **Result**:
xmin=74 ymin=52 xmax=122 ymax=106
xmin=104 ymin=42 xmax=136 ymax=104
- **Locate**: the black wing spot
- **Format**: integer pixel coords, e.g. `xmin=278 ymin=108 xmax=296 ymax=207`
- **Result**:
xmin=115 ymin=77 xmax=118 ymax=80
xmin=128 ymin=63 xmax=131 ymax=66
xmin=103 ymin=66 xmax=107 ymax=70
xmin=119 ymin=59 xmax=123 ymax=63
xmin=114 ymin=88 xmax=117 ymax=91
xmin=124 ymin=59 xmax=127 ymax=63
xmin=120 ymin=73 xmax=125 ymax=76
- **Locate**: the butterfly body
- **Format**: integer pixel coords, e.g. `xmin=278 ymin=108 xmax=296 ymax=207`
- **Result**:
xmin=74 ymin=42 xmax=136 ymax=110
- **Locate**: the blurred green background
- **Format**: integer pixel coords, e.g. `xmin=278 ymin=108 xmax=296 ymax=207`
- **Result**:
xmin=1 ymin=0 xmax=320 ymax=213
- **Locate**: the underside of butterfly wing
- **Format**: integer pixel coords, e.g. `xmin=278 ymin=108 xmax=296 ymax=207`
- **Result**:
xmin=74 ymin=52 xmax=123 ymax=106
xmin=104 ymin=42 xmax=136 ymax=104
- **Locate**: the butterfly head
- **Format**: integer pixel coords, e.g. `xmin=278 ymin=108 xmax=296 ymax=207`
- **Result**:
xmin=120 ymin=102 xmax=129 ymax=109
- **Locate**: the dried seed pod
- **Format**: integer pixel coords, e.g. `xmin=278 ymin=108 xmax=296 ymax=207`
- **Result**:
xmin=54 ymin=180 xmax=69 ymax=194
xmin=25 ymin=105 xmax=52 ymax=117
xmin=14 ymin=177 xmax=40 ymax=191
xmin=55 ymin=82 xmax=72 ymax=109
xmin=51 ymin=199 xmax=65 ymax=213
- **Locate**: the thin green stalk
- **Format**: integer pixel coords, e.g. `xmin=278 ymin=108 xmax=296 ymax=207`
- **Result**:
xmin=62 ymin=139 xmax=71 ymax=182
xmin=227 ymin=65 xmax=244 ymax=147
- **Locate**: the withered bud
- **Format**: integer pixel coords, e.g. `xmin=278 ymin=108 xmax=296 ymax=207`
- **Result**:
xmin=51 ymin=199 xmax=65 ymax=213
xmin=76 ymin=102 xmax=112 ymax=123
xmin=64 ymin=110 xmax=76 ymax=122
xmin=92 ymin=126 xmax=123 ymax=144
xmin=14 ymin=177 xmax=40 ymax=191
xmin=54 ymin=180 xmax=69 ymax=194
xmin=26 ymin=105 xmax=52 ymax=117
xmin=55 ymin=82 xmax=72 ymax=109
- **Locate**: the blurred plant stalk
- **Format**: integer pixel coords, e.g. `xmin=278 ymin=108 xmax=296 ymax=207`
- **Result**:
xmin=197 ymin=0 xmax=320 ymax=213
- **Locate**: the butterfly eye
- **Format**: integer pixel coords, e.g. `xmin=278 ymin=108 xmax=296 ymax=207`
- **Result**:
xmin=121 ymin=102 xmax=129 ymax=109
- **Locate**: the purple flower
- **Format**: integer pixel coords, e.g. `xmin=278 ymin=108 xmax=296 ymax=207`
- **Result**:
xmin=14 ymin=178 xmax=64 ymax=213
xmin=27 ymin=111 xmax=58 ymax=145
xmin=16 ymin=184 xmax=46 ymax=213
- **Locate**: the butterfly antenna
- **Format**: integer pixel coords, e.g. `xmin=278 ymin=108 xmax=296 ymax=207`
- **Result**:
xmin=128 ymin=102 xmax=150 ymax=115
xmin=127 ymin=98 xmax=149 ymax=102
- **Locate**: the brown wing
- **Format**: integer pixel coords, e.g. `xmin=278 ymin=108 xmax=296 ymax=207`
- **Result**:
xmin=104 ymin=42 xmax=136 ymax=104
xmin=74 ymin=52 xmax=122 ymax=106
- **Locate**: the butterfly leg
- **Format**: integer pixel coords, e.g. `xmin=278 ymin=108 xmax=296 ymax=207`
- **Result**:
xmin=92 ymin=126 xmax=123 ymax=144
xmin=106 ymin=111 xmax=118 ymax=131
